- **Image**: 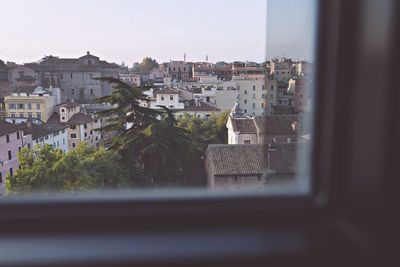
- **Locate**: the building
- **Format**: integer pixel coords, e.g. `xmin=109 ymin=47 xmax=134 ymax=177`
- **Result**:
xmin=49 ymin=102 xmax=102 ymax=151
xmin=175 ymin=99 xmax=220 ymax=119
xmin=4 ymin=86 xmax=58 ymax=122
xmin=226 ymin=114 xmax=302 ymax=145
xmin=150 ymin=88 xmax=184 ymax=110
xmin=192 ymin=62 xmax=233 ymax=81
xmin=205 ymin=143 xmax=297 ymax=191
xmin=22 ymin=123 xmax=69 ymax=153
xmin=269 ymin=58 xmax=295 ymax=83
xmin=7 ymin=65 xmax=38 ymax=89
xmin=0 ymin=121 xmax=33 ymax=194
xmin=24 ymin=52 xmax=121 ymax=102
xmin=118 ymin=72 xmax=141 ymax=87
xmin=235 ymin=76 xmax=277 ymax=116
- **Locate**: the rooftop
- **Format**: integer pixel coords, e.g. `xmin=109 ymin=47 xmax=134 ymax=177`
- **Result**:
xmin=0 ymin=120 xmax=23 ymax=136
xmin=22 ymin=123 xmax=67 ymax=139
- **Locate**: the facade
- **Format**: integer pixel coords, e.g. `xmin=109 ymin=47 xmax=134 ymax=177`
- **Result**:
xmin=150 ymin=88 xmax=184 ymax=110
xmin=119 ymin=72 xmax=141 ymax=87
xmin=51 ymin=102 xmax=102 ymax=150
xmin=4 ymin=86 xmax=57 ymax=122
xmin=269 ymin=58 xmax=295 ymax=83
xmin=235 ymin=76 xmax=277 ymax=116
xmin=0 ymin=121 xmax=33 ymax=194
xmin=25 ymin=52 xmax=120 ymax=102
xmin=192 ymin=62 xmax=233 ymax=81
xmin=23 ymin=123 xmax=69 ymax=153
xmin=175 ymin=99 xmax=220 ymax=119
xmin=7 ymin=65 xmax=38 ymax=88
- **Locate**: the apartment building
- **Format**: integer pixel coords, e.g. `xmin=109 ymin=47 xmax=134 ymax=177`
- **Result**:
xmin=4 ymin=86 xmax=57 ymax=122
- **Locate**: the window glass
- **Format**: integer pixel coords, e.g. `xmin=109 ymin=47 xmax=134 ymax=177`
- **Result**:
xmin=0 ymin=0 xmax=317 ymax=197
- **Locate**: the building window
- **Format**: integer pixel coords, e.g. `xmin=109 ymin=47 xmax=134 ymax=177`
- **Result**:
xmin=261 ymin=103 xmax=265 ymax=108
xmin=27 ymin=143 xmax=31 ymax=149
xmin=252 ymin=103 xmax=256 ymax=109
xmin=0 ymin=172 xmax=2 ymax=183
xmin=170 ymin=95 xmax=173 ymax=100
xmin=62 ymin=117 xmax=65 ymax=120
xmin=70 ymin=73 xmax=73 ymax=79
xmin=8 ymin=150 xmax=12 ymax=160
xmin=84 ymin=124 xmax=87 ymax=129
xmin=244 ymin=90 xmax=247 ymax=95
xmin=11 ymin=113 xmax=16 ymax=118
xmin=36 ymin=113 xmax=41 ymax=120
xmin=253 ymin=85 xmax=256 ymax=91
xmin=28 ymin=113 xmax=33 ymax=118
xmin=244 ymin=140 xmax=251 ymax=144
xmin=90 ymin=89 xmax=94 ymax=95
xmin=262 ymin=85 xmax=265 ymax=90
xmin=271 ymin=85 xmax=274 ymax=91
xmin=17 ymin=131 xmax=20 ymax=140
xmin=84 ymin=133 xmax=87 ymax=138
xmin=6 ymin=135 xmax=9 ymax=143
xmin=244 ymin=99 xmax=247 ymax=104
xmin=18 ymin=147 xmax=21 ymax=152
xmin=161 ymin=96 xmax=164 ymax=101
xmin=244 ymin=109 xmax=247 ymax=114
xmin=8 ymin=103 xmax=15 ymax=109
xmin=252 ymin=94 xmax=256 ymax=99
xmin=36 ymin=103 xmax=40 ymax=110
xmin=71 ymin=134 xmax=77 ymax=138
xmin=27 ymin=103 xmax=32 ymax=109
xmin=72 ymin=143 xmax=76 ymax=148
xmin=18 ymin=103 xmax=24 ymax=109
xmin=9 ymin=167 xmax=13 ymax=177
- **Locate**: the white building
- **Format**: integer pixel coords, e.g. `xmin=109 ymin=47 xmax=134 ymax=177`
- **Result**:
xmin=235 ymin=76 xmax=277 ymax=116
xmin=23 ymin=123 xmax=69 ymax=153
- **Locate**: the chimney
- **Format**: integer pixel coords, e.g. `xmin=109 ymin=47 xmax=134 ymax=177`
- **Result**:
xmin=87 ymin=51 xmax=90 ymax=55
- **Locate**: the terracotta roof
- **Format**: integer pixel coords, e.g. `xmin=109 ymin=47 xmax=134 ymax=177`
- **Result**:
xmin=22 ymin=123 xmax=67 ymax=139
xmin=0 ymin=120 xmax=23 ymax=136
xmin=154 ymin=88 xmax=179 ymax=95
xmin=206 ymin=143 xmax=300 ymax=177
xmin=182 ymin=100 xmax=220 ymax=112
xmin=229 ymin=117 xmax=257 ymax=134
xmin=68 ymin=113 xmax=94 ymax=124
xmin=47 ymin=112 xmax=61 ymax=123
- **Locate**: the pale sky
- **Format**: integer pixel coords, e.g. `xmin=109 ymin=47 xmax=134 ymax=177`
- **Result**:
xmin=0 ymin=0 xmax=316 ymax=65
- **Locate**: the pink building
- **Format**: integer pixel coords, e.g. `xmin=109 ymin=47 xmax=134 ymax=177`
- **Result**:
xmin=0 ymin=121 xmax=32 ymax=193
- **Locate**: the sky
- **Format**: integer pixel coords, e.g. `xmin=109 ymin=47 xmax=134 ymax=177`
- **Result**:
xmin=0 ymin=0 xmax=316 ymax=66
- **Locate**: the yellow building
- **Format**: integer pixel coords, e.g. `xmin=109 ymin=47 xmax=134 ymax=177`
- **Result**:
xmin=4 ymin=87 xmax=55 ymax=122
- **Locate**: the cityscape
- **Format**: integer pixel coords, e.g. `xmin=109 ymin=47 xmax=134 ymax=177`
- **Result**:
xmin=0 ymin=53 xmax=313 ymax=195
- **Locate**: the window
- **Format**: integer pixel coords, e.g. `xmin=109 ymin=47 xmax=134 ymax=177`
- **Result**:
xmin=90 ymin=89 xmax=94 ymax=95
xmin=170 ymin=95 xmax=173 ymax=100
xmin=244 ymin=99 xmax=247 ymax=104
xmin=252 ymin=103 xmax=255 ymax=109
xmin=36 ymin=103 xmax=40 ymax=110
xmin=18 ymin=147 xmax=21 ymax=152
xmin=271 ymin=85 xmax=274 ymax=91
xmin=36 ymin=113 xmax=41 ymax=120
xmin=84 ymin=124 xmax=87 ymax=129
xmin=8 ymin=103 xmax=15 ymax=109
xmin=72 ymin=142 xmax=76 ymax=148
xmin=28 ymin=113 xmax=33 ymax=118
xmin=9 ymin=167 xmax=13 ymax=177
xmin=6 ymin=134 xmax=10 ymax=143
xmin=244 ymin=90 xmax=247 ymax=95
xmin=8 ymin=150 xmax=12 ymax=160
xmin=71 ymin=134 xmax=77 ymax=138
xmin=84 ymin=133 xmax=87 ymax=138
xmin=18 ymin=103 xmax=24 ymax=109
xmin=252 ymin=94 xmax=256 ymax=99
xmin=70 ymin=73 xmax=73 ymax=79
xmin=262 ymin=85 xmax=265 ymax=90
xmin=253 ymin=85 xmax=256 ymax=91
xmin=27 ymin=143 xmax=31 ymax=149
xmin=161 ymin=96 xmax=164 ymax=101
xmin=27 ymin=103 xmax=32 ymax=109
xmin=0 ymin=172 xmax=2 ymax=183
xmin=244 ymin=140 xmax=251 ymax=144
xmin=17 ymin=132 xmax=20 ymax=140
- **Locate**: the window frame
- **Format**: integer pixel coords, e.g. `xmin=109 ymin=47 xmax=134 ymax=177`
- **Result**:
xmin=0 ymin=0 xmax=398 ymax=265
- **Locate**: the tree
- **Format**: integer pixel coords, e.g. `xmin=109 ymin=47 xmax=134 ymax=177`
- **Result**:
xmin=129 ymin=106 xmax=200 ymax=185
xmin=132 ymin=57 xmax=159 ymax=75
xmin=6 ymin=143 xmax=129 ymax=194
xmin=176 ymin=110 xmax=230 ymax=154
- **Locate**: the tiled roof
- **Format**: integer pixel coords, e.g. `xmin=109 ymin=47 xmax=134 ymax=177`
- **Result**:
xmin=47 ymin=112 xmax=61 ymax=123
xmin=154 ymin=88 xmax=179 ymax=95
xmin=68 ymin=112 xmax=94 ymax=124
xmin=253 ymin=115 xmax=300 ymax=136
xmin=22 ymin=123 xmax=67 ymax=139
xmin=229 ymin=117 xmax=257 ymax=134
xmin=206 ymin=143 xmax=299 ymax=177
xmin=182 ymin=100 xmax=220 ymax=112
xmin=206 ymin=144 xmax=267 ymax=176
xmin=13 ymin=85 xmax=38 ymax=94
xmin=0 ymin=120 xmax=22 ymax=136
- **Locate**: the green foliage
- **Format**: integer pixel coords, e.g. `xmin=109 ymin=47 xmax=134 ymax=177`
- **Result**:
xmin=6 ymin=143 xmax=129 ymax=194
xmin=132 ymin=57 xmax=159 ymax=75
xmin=176 ymin=110 xmax=230 ymax=154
